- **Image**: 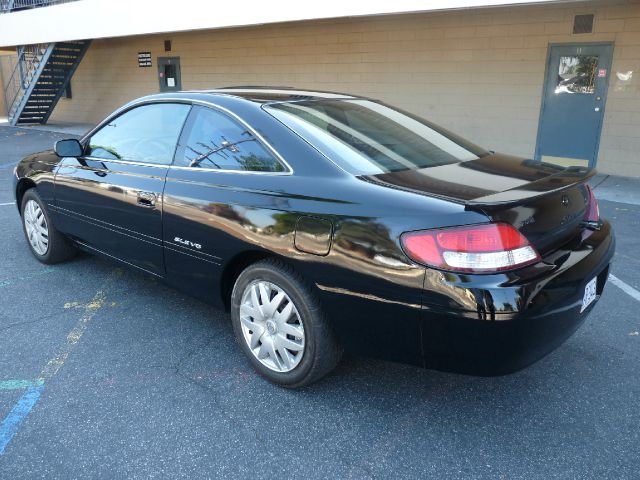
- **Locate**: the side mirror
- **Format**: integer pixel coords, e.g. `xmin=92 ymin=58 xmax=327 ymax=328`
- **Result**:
xmin=54 ymin=139 xmax=83 ymax=157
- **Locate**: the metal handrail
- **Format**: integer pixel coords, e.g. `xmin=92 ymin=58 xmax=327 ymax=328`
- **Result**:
xmin=3 ymin=43 xmax=49 ymax=119
xmin=0 ymin=0 xmax=79 ymax=14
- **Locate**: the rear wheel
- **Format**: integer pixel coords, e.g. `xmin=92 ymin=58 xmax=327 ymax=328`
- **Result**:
xmin=231 ymin=258 xmax=341 ymax=388
xmin=21 ymin=189 xmax=76 ymax=264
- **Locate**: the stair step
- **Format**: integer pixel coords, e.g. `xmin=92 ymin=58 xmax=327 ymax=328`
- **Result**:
xmin=43 ymin=64 xmax=76 ymax=69
xmin=52 ymin=49 xmax=82 ymax=54
xmin=56 ymin=42 xmax=88 ymax=47
xmin=37 ymin=75 xmax=68 ymax=80
xmin=35 ymin=80 xmax=67 ymax=84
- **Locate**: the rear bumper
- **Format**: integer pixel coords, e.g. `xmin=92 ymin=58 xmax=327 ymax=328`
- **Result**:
xmin=420 ymin=221 xmax=615 ymax=375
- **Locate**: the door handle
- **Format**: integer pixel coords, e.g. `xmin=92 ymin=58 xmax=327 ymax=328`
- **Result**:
xmin=137 ymin=191 xmax=156 ymax=208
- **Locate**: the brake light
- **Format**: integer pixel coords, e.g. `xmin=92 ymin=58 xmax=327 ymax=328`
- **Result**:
xmin=400 ymin=223 xmax=541 ymax=273
xmin=583 ymin=185 xmax=600 ymax=223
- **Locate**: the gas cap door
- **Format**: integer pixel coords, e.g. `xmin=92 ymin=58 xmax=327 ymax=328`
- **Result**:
xmin=294 ymin=216 xmax=332 ymax=256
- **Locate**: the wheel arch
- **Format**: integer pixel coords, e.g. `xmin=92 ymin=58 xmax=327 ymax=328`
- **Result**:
xmin=15 ymin=178 xmax=37 ymax=212
xmin=220 ymin=250 xmax=279 ymax=311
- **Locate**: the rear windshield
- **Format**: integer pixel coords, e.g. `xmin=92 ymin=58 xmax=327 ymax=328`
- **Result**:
xmin=265 ymin=99 xmax=487 ymax=175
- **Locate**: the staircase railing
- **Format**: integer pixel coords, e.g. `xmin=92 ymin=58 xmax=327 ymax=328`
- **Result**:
xmin=3 ymin=43 xmax=51 ymax=122
xmin=0 ymin=0 xmax=79 ymax=14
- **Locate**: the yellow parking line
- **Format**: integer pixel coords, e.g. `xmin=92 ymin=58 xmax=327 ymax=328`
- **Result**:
xmin=39 ymin=289 xmax=107 ymax=380
xmin=38 ymin=270 xmax=121 ymax=380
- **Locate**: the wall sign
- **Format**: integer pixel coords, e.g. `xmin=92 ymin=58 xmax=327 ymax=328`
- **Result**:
xmin=138 ymin=52 xmax=152 ymax=67
xmin=598 ymin=68 xmax=607 ymax=78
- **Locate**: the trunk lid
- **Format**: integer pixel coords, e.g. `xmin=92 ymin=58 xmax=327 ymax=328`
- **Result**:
xmin=360 ymin=153 xmax=593 ymax=254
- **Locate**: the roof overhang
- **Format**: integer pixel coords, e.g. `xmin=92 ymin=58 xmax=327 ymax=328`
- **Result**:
xmin=0 ymin=0 xmax=572 ymax=48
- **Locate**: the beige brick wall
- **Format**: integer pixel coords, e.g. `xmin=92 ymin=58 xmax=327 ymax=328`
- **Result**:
xmin=0 ymin=77 xmax=5 ymax=117
xmin=50 ymin=0 xmax=640 ymax=176
xmin=0 ymin=51 xmax=16 ymax=117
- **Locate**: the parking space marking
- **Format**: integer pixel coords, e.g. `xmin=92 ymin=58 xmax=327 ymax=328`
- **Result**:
xmin=39 ymin=289 xmax=107 ymax=379
xmin=0 ymin=268 xmax=56 ymax=289
xmin=0 ymin=380 xmax=44 ymax=390
xmin=0 ymin=161 xmax=19 ymax=170
xmin=0 ymin=380 xmax=45 ymax=454
xmin=0 ymin=273 xmax=116 ymax=455
xmin=0 ymin=202 xmax=15 ymax=206
xmin=610 ymin=274 xmax=640 ymax=303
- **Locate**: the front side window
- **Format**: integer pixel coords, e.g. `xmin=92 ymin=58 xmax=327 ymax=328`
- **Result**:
xmin=175 ymin=106 xmax=285 ymax=172
xmin=87 ymin=103 xmax=191 ymax=164
xmin=265 ymin=99 xmax=487 ymax=175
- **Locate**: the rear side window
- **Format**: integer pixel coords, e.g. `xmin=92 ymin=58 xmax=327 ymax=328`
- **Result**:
xmin=174 ymin=106 xmax=285 ymax=172
xmin=265 ymin=99 xmax=487 ymax=175
xmin=87 ymin=103 xmax=190 ymax=164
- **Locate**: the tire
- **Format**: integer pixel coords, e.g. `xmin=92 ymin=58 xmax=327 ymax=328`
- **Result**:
xmin=20 ymin=188 xmax=77 ymax=264
xmin=231 ymin=258 xmax=342 ymax=388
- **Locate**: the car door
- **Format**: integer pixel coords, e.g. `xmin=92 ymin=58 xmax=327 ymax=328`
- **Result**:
xmin=162 ymin=105 xmax=290 ymax=299
xmin=54 ymin=102 xmax=191 ymax=276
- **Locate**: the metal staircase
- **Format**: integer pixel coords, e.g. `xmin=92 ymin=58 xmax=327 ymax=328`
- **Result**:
xmin=3 ymin=40 xmax=90 ymax=125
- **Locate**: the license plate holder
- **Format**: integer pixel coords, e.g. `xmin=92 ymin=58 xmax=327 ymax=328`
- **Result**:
xmin=580 ymin=276 xmax=597 ymax=313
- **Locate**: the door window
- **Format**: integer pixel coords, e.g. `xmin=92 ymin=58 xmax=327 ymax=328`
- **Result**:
xmin=555 ymin=55 xmax=598 ymax=94
xmin=175 ymin=106 xmax=285 ymax=172
xmin=87 ymin=103 xmax=191 ymax=164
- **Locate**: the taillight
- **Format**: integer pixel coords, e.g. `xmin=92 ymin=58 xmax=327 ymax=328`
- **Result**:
xmin=583 ymin=185 xmax=600 ymax=224
xmin=400 ymin=223 xmax=541 ymax=273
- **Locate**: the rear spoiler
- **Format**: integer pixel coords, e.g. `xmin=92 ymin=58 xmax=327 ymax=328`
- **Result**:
xmin=464 ymin=166 xmax=596 ymax=209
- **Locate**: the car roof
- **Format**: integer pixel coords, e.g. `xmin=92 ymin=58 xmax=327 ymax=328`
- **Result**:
xmin=139 ymin=87 xmax=361 ymax=105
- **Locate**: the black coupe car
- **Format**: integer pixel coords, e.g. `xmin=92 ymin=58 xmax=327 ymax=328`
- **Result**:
xmin=13 ymin=87 xmax=614 ymax=387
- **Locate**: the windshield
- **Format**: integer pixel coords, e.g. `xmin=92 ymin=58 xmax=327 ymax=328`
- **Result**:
xmin=265 ymin=99 xmax=487 ymax=175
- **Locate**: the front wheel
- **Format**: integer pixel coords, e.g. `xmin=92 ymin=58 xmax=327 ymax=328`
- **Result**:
xmin=230 ymin=259 xmax=342 ymax=388
xmin=21 ymin=189 xmax=76 ymax=264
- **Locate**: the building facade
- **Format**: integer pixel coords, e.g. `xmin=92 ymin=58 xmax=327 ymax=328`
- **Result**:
xmin=1 ymin=0 xmax=639 ymax=175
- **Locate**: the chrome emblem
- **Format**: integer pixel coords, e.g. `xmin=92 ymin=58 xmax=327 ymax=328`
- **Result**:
xmin=174 ymin=237 xmax=202 ymax=250
xmin=561 ymin=194 xmax=570 ymax=206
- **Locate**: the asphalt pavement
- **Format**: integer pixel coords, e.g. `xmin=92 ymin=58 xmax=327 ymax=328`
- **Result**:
xmin=0 ymin=125 xmax=639 ymax=479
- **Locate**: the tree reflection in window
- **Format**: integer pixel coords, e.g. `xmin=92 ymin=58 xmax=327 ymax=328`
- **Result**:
xmin=178 ymin=107 xmax=285 ymax=172
xmin=555 ymin=55 xmax=598 ymax=94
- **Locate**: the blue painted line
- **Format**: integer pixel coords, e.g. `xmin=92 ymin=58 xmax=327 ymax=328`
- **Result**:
xmin=0 ymin=385 xmax=44 ymax=454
